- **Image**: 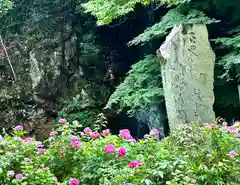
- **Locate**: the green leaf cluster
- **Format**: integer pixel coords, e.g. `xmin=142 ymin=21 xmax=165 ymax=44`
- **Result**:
xmin=82 ymin=0 xmax=184 ymax=25
xmin=57 ymin=103 xmax=100 ymax=128
xmin=106 ymin=55 xmax=164 ymax=114
xmin=214 ymin=29 xmax=240 ymax=80
xmin=129 ymin=8 xmax=219 ymax=45
xmin=0 ymin=0 xmax=12 ymax=16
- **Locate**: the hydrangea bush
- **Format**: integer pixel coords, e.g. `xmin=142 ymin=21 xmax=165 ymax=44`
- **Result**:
xmin=0 ymin=119 xmax=240 ymax=185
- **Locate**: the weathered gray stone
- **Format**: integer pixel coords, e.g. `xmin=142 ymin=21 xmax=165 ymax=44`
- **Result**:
xmin=0 ymin=32 xmax=106 ymax=139
xmin=134 ymin=103 xmax=167 ymax=137
xmin=29 ymin=50 xmax=43 ymax=89
xmin=0 ymin=41 xmax=64 ymax=133
xmin=158 ymin=24 xmax=215 ymax=130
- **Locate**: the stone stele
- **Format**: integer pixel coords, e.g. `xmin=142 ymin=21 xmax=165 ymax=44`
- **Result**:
xmin=157 ymin=24 xmax=215 ymax=131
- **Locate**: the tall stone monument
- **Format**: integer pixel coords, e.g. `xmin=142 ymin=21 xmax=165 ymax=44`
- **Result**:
xmin=157 ymin=24 xmax=215 ymax=131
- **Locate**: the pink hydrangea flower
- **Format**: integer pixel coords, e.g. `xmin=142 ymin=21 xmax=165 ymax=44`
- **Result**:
xmin=50 ymin=131 xmax=57 ymax=137
xmin=72 ymin=141 xmax=81 ymax=149
xmin=128 ymin=161 xmax=142 ymax=168
xmin=91 ymin=131 xmax=100 ymax=139
xmin=119 ymin=129 xmax=132 ymax=139
xmin=70 ymin=135 xmax=79 ymax=141
xmin=150 ymin=128 xmax=160 ymax=136
xmin=83 ymin=127 xmax=92 ymax=134
xmin=14 ymin=125 xmax=24 ymax=131
xmin=144 ymin=134 xmax=151 ymax=139
xmin=123 ymin=134 xmax=133 ymax=140
xmin=103 ymin=129 xmax=110 ymax=135
xmin=117 ymin=147 xmax=127 ymax=157
xmin=104 ymin=144 xmax=115 ymax=154
xmin=38 ymin=148 xmax=45 ymax=154
xmin=210 ymin=123 xmax=216 ymax=128
xmin=234 ymin=132 xmax=240 ymax=137
xmin=15 ymin=174 xmax=24 ymax=180
xmin=23 ymin=137 xmax=33 ymax=143
xmin=191 ymin=179 xmax=197 ymax=184
xmin=58 ymin=118 xmax=66 ymax=124
xmin=229 ymin=151 xmax=238 ymax=158
xmin=69 ymin=178 xmax=79 ymax=185
xmin=228 ymin=126 xmax=236 ymax=133
xmin=120 ymin=129 xmax=130 ymax=136
xmin=234 ymin=121 xmax=240 ymax=126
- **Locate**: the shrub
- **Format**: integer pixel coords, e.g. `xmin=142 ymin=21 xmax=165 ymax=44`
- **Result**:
xmin=0 ymin=120 xmax=240 ymax=184
xmin=57 ymin=103 xmax=100 ymax=128
xmin=106 ymin=55 xmax=164 ymax=115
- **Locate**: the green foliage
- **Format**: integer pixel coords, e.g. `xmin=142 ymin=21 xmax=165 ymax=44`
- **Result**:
xmin=214 ymin=30 xmax=240 ymax=80
xmin=94 ymin=113 xmax=108 ymax=130
xmin=82 ymin=0 xmax=185 ymax=25
xmin=57 ymin=103 xmax=100 ymax=128
xmin=106 ymin=55 xmax=164 ymax=114
xmin=0 ymin=0 xmax=12 ymax=15
xmin=129 ymin=8 xmax=219 ymax=45
xmin=81 ymin=33 xmax=101 ymax=55
xmin=160 ymin=123 xmax=240 ymax=185
xmin=0 ymin=132 xmax=57 ymax=184
xmin=82 ymin=0 xmax=148 ymax=26
xmin=215 ymin=33 xmax=240 ymax=49
xmin=0 ymin=120 xmax=240 ymax=184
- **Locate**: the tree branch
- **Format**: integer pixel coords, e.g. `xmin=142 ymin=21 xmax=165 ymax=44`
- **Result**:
xmin=0 ymin=34 xmax=16 ymax=81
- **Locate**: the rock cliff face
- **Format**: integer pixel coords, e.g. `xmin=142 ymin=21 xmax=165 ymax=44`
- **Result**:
xmin=158 ymin=24 xmax=216 ymax=130
xmin=0 ymin=45 xmax=61 ymax=139
xmin=0 ymin=36 xmax=104 ymax=139
xmin=134 ymin=103 xmax=168 ymax=137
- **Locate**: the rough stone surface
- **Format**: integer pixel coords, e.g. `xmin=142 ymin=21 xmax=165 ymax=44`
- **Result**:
xmin=158 ymin=24 xmax=215 ymax=130
xmin=0 ymin=40 xmax=84 ymax=139
xmin=0 ymin=46 xmax=61 ymax=139
xmin=134 ymin=103 xmax=168 ymax=137
xmin=0 ymin=30 xmax=110 ymax=140
xmin=29 ymin=50 xmax=44 ymax=89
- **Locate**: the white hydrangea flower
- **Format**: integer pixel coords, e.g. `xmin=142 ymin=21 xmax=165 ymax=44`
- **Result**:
xmin=6 ymin=170 xmax=15 ymax=178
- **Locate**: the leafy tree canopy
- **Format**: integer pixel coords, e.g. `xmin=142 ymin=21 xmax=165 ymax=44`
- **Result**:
xmin=106 ymin=55 xmax=164 ymax=114
xmin=129 ymin=7 xmax=219 ymax=45
xmin=214 ymin=29 xmax=240 ymax=81
xmin=81 ymin=0 xmax=184 ymax=25
xmin=0 ymin=0 xmax=12 ymax=15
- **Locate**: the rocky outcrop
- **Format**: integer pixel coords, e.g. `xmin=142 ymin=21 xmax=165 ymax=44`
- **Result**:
xmin=0 ymin=35 xmax=104 ymax=139
xmin=134 ymin=103 xmax=168 ymax=138
xmin=157 ymin=24 xmax=215 ymax=131
xmin=0 ymin=45 xmax=61 ymax=138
